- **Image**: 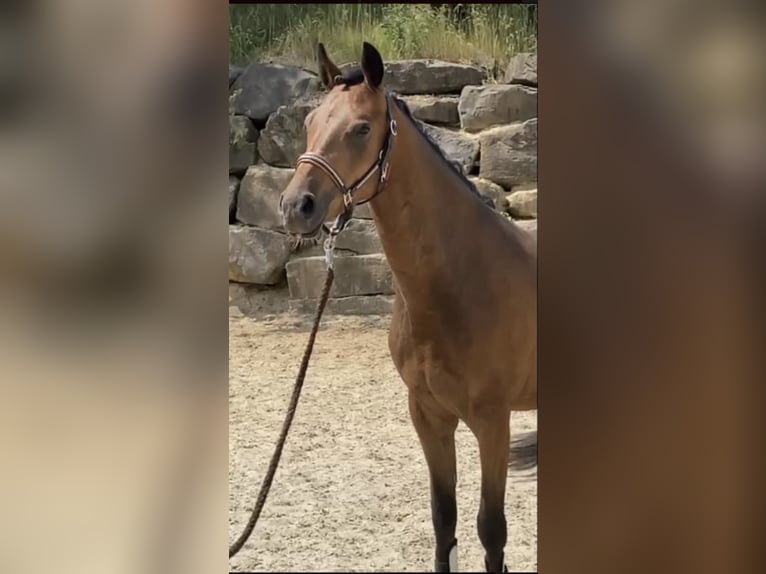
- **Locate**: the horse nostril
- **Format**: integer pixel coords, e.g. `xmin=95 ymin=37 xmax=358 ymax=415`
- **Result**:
xmin=299 ymin=193 xmax=315 ymax=218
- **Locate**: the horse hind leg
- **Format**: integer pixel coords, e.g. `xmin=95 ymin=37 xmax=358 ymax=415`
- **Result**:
xmin=408 ymin=392 xmax=459 ymax=572
xmin=473 ymin=413 xmax=511 ymax=573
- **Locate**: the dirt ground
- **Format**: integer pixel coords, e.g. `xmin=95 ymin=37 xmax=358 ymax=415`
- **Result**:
xmin=229 ymin=314 xmax=537 ymax=572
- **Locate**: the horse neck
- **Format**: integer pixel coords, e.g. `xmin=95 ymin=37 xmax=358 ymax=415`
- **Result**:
xmin=368 ymin=105 xmax=478 ymax=300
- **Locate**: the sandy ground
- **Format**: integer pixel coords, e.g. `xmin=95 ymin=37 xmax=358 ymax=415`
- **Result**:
xmin=229 ymin=314 xmax=537 ymax=572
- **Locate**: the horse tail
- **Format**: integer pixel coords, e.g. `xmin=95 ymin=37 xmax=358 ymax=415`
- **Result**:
xmin=509 ymin=430 xmax=538 ymax=471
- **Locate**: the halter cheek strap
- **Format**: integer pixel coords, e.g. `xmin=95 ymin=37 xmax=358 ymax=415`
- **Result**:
xmin=295 ymin=92 xmax=398 ymax=238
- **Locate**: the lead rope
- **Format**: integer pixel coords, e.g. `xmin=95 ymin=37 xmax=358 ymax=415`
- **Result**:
xmin=229 ymin=237 xmax=338 ymax=559
xmin=230 ymin=92 xmax=396 ymax=560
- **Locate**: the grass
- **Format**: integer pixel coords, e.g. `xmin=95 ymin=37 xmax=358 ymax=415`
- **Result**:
xmin=229 ymin=4 xmax=537 ymax=75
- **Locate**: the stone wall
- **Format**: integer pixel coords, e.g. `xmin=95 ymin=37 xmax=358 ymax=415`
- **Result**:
xmin=229 ymin=53 xmax=538 ymax=317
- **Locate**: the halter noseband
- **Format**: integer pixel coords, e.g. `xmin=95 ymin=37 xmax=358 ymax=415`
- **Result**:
xmin=295 ymin=91 xmax=398 ymax=237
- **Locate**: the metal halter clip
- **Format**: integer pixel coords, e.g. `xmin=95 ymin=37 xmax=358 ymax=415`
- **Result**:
xmin=390 ymin=119 xmax=398 ymax=136
xmin=323 ymin=234 xmax=336 ymax=270
xmin=381 ymin=161 xmax=389 ymax=182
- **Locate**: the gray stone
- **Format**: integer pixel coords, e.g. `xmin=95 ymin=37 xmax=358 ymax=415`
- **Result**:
xmin=479 ymin=119 xmax=537 ymax=188
xmin=229 ymin=115 xmax=258 ymax=145
xmin=332 ymin=219 xmax=381 ymax=254
xmin=286 ymin=254 xmax=393 ymax=299
xmin=292 ymin=219 xmax=382 ymax=258
xmin=229 ymin=141 xmax=257 ymax=175
xmin=289 ymin=295 xmax=394 ymax=316
xmin=229 ymin=225 xmax=293 ymax=285
xmin=403 ymin=95 xmax=460 ymax=126
xmin=229 ymin=65 xmax=244 ymax=88
xmin=469 ymin=177 xmax=509 ymax=211
xmin=458 ymin=84 xmax=537 ymax=132
xmin=236 ymin=165 xmax=295 ymax=230
xmin=510 ymin=182 xmax=538 ymax=192
xmin=231 ymin=64 xmax=322 ymax=123
xmin=506 ymin=189 xmax=537 ymax=218
xmin=383 ymin=60 xmax=486 ymax=95
xmin=353 ymin=203 xmax=374 ymax=219
xmin=257 ymin=99 xmax=318 ymax=167
xmin=505 ymin=52 xmax=538 ymax=86
xmin=514 ymin=218 xmax=537 ymax=239
xmin=229 ymin=176 xmax=240 ymax=216
xmin=229 ymin=281 xmax=290 ymax=317
xmin=419 ymin=121 xmax=480 ymax=175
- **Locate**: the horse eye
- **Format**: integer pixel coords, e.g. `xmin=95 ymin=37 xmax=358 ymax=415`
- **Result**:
xmin=355 ymin=123 xmax=371 ymax=137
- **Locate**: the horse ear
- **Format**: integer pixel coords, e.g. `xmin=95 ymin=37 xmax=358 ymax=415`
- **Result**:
xmin=361 ymin=42 xmax=384 ymax=89
xmin=316 ymin=42 xmax=341 ymax=89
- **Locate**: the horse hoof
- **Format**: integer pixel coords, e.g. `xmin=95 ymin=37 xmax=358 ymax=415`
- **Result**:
xmin=435 ymin=539 xmax=458 ymax=572
xmin=483 ymin=553 xmax=507 ymax=573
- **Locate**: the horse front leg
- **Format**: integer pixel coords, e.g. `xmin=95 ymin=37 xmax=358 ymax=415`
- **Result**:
xmin=473 ymin=411 xmax=510 ymax=573
xmin=408 ymin=392 xmax=459 ymax=572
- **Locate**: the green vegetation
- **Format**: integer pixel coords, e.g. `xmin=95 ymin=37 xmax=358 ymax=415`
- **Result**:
xmin=229 ymin=4 xmax=537 ymax=73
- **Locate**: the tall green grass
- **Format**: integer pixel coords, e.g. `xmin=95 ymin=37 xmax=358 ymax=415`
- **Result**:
xmin=229 ymin=4 xmax=537 ymax=73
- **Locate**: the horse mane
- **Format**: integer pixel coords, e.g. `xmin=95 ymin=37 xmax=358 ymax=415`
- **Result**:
xmin=334 ymin=67 xmax=489 ymax=204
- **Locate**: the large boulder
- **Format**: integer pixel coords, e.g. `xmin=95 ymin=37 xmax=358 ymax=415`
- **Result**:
xmin=506 ymin=189 xmax=537 ymax=219
xmin=229 ymin=225 xmax=293 ymax=285
xmin=230 ymin=115 xmax=258 ymax=145
xmin=458 ymin=84 xmax=537 ymax=132
xmin=289 ymin=295 xmax=394 ymax=316
xmin=257 ymin=98 xmax=318 ymax=167
xmin=229 ymin=65 xmax=244 ymax=88
xmin=286 ymin=254 xmax=393 ymax=299
xmin=236 ymin=165 xmax=294 ymax=230
xmin=229 ymin=282 xmax=290 ymax=317
xmin=505 ymin=52 xmax=538 ymax=86
xmin=292 ymin=219 xmax=382 ymax=258
xmin=229 ymin=115 xmax=259 ymax=174
xmin=469 ymin=177 xmax=509 ymax=211
xmin=479 ymin=119 xmax=537 ymax=188
xmin=231 ymin=64 xmax=321 ymax=124
xmin=229 ymin=143 xmax=257 ymax=175
xmin=419 ymin=122 xmax=480 ymax=175
xmin=514 ymin=218 xmax=538 ymax=239
xmin=332 ymin=219 xmax=381 ymax=253
xmin=402 ymin=95 xmax=460 ymax=126
xmin=353 ymin=203 xmax=373 ymax=219
xmin=383 ymin=60 xmax=486 ymax=95
xmin=229 ymin=139 xmax=257 ymax=175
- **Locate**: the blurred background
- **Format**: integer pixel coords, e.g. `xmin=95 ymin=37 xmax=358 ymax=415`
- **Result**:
xmin=1 ymin=0 xmax=227 ymax=573
xmin=0 ymin=1 xmax=763 ymax=574
xmin=539 ymin=1 xmax=764 ymax=574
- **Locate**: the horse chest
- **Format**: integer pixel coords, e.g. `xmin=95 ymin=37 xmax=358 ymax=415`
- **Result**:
xmin=390 ymin=328 xmax=468 ymax=411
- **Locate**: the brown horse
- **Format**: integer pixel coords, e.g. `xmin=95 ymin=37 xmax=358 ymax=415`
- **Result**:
xmin=280 ymin=42 xmax=537 ymax=573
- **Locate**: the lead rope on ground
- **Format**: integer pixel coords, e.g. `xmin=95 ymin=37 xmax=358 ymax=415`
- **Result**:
xmin=230 ymin=100 xmax=384 ymax=558
xmin=229 ymin=239 xmax=337 ymax=559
